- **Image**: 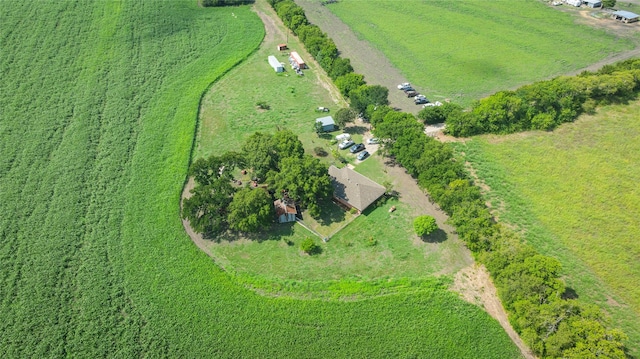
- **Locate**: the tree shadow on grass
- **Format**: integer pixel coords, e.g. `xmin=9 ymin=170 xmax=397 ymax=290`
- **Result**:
xmin=345 ymin=125 xmax=368 ymax=135
xmin=207 ymin=222 xmax=296 ymax=243
xmin=420 ymin=228 xmax=447 ymax=243
xmin=315 ymin=199 xmax=346 ymax=226
xmin=562 ymin=287 xmax=579 ymax=300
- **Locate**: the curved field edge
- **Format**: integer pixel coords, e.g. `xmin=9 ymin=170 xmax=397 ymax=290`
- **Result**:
xmin=454 ymin=101 xmax=640 ymax=355
xmin=0 ymin=1 xmax=521 ymax=357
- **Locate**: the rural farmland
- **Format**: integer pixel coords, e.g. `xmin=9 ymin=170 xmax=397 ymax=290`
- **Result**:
xmin=309 ymin=0 xmax=637 ymax=106
xmin=0 ymin=0 xmax=521 ymax=358
xmin=457 ymin=100 xmax=640 ymax=355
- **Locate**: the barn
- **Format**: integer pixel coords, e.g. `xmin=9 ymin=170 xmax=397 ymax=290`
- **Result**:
xmin=584 ymin=0 xmax=601 ymax=7
xmin=316 ymin=116 xmax=336 ymax=132
xmin=612 ymin=10 xmax=639 ymax=23
xmin=268 ymin=55 xmax=284 ymax=73
xmin=277 ymin=43 xmax=288 ymax=51
xmin=289 ymin=51 xmax=306 ymax=69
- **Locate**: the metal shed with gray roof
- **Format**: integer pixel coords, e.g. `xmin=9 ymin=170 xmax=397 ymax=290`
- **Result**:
xmin=612 ymin=10 xmax=639 ymax=23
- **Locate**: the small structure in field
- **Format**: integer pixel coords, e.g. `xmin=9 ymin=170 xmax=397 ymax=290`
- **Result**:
xmin=612 ymin=10 xmax=639 ymax=23
xmin=277 ymin=43 xmax=288 ymax=51
xmin=274 ymin=197 xmax=297 ymax=223
xmin=289 ymin=51 xmax=306 ymax=69
xmin=584 ymin=0 xmax=601 ymax=7
xmin=565 ymin=0 xmax=582 ymax=6
xmin=316 ymin=116 xmax=337 ymax=132
xmin=268 ymin=55 xmax=284 ymax=73
xmin=328 ymin=165 xmax=386 ymax=213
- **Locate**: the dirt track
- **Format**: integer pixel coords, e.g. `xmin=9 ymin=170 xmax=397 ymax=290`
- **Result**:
xmin=181 ymin=1 xmax=536 ymax=357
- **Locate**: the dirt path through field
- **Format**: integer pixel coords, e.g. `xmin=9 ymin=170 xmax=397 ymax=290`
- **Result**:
xmin=182 ymin=3 xmax=534 ymax=357
xmin=295 ymin=0 xmax=420 ymax=114
xmin=377 ymin=154 xmax=535 ymax=359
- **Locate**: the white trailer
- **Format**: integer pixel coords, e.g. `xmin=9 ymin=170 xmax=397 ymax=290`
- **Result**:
xmin=268 ymin=55 xmax=284 ymax=73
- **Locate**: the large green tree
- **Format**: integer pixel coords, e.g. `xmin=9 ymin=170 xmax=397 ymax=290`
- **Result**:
xmin=182 ymin=179 xmax=235 ymax=237
xmin=349 ymin=84 xmax=389 ymax=113
xmin=273 ymin=129 xmax=304 ymax=160
xmin=227 ymin=188 xmax=274 ymax=233
xmin=267 ymin=155 xmax=332 ymax=217
xmin=241 ymin=132 xmax=278 ymax=180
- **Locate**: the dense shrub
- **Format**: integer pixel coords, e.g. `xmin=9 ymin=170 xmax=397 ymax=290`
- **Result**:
xmin=444 ymin=59 xmax=640 ymax=136
xmin=413 ymin=215 xmax=437 ymax=236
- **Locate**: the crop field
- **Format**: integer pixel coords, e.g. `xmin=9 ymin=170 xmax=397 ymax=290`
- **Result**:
xmin=324 ymin=0 xmax=636 ymax=105
xmin=0 ymin=0 xmax=521 ymax=357
xmin=456 ymin=100 xmax=640 ymax=354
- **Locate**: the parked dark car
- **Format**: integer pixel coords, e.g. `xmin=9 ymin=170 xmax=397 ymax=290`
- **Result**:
xmin=350 ymin=143 xmax=365 ymax=153
xmin=405 ymin=90 xmax=417 ymax=98
xmin=357 ymin=150 xmax=370 ymax=161
xmin=414 ymin=96 xmax=428 ymax=105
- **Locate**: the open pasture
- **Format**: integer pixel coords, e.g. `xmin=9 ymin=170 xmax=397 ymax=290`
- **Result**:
xmin=325 ymin=0 xmax=635 ymax=105
xmin=0 ymin=0 xmax=521 ymax=357
xmin=456 ymin=100 xmax=640 ymax=354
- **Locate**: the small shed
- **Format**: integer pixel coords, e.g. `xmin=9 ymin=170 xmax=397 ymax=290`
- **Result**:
xmin=277 ymin=44 xmax=288 ymax=51
xmin=565 ymin=0 xmax=582 ymax=6
xmin=268 ymin=55 xmax=284 ymax=73
xmin=289 ymin=51 xmax=306 ymax=69
xmin=316 ymin=116 xmax=336 ymax=132
xmin=584 ymin=0 xmax=601 ymax=7
xmin=612 ymin=10 xmax=639 ymax=23
xmin=274 ymin=197 xmax=297 ymax=223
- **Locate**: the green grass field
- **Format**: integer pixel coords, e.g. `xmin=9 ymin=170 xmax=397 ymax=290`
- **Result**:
xmin=456 ymin=100 xmax=640 ymax=355
xmin=0 ymin=1 xmax=522 ymax=357
xmin=325 ymin=0 xmax=636 ymax=105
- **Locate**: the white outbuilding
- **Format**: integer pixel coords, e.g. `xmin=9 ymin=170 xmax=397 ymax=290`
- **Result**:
xmin=268 ymin=55 xmax=284 ymax=73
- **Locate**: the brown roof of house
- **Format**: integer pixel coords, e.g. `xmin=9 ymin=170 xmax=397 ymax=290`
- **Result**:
xmin=328 ymin=165 xmax=386 ymax=211
xmin=274 ymin=199 xmax=297 ymax=216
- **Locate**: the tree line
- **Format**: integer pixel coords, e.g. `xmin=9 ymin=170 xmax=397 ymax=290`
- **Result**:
xmin=182 ymin=130 xmax=332 ymax=238
xmin=267 ymin=2 xmax=629 ymax=356
xmin=427 ymin=59 xmax=640 ymax=137
xmin=368 ymin=105 xmax=628 ymax=358
xmin=268 ymin=0 xmax=389 ymax=114
xmin=201 ymin=0 xmax=254 ymax=7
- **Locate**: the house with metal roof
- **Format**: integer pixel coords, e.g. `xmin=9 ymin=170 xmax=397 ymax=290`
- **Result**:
xmin=612 ymin=10 xmax=639 ymax=23
xmin=584 ymin=0 xmax=601 ymax=7
xmin=316 ymin=116 xmax=336 ymax=132
xmin=328 ymin=165 xmax=386 ymax=213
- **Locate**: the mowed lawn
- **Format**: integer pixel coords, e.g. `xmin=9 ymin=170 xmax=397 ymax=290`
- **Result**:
xmin=457 ymin=100 xmax=640 ymax=354
xmin=326 ymin=0 xmax=635 ymax=105
xmin=196 ymin=1 xmax=471 ymax=284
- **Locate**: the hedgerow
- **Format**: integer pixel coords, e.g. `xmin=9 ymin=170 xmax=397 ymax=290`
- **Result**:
xmin=267 ymin=0 xmax=629 ymax=356
xmin=443 ymin=59 xmax=640 ymax=137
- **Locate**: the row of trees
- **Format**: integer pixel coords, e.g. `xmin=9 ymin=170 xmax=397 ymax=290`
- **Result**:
xmin=267 ymin=3 xmax=628 ymax=356
xmin=368 ymin=106 xmax=627 ymax=358
xmin=201 ymin=0 xmax=254 ymax=7
xmin=182 ymin=130 xmax=332 ymax=237
xmin=437 ymin=59 xmax=640 ymax=137
xmin=268 ymin=0 xmax=389 ymax=113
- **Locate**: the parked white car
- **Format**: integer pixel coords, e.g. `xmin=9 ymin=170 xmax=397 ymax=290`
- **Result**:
xmin=397 ymin=82 xmax=411 ymax=90
xmin=338 ymin=140 xmax=355 ymax=150
xmin=335 ymin=133 xmax=351 ymax=141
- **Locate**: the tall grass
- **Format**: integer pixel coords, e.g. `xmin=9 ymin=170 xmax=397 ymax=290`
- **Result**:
xmin=456 ymin=101 xmax=640 ymax=355
xmin=0 ymin=1 xmax=521 ymax=357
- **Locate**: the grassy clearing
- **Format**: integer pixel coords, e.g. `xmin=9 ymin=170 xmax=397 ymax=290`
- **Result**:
xmin=325 ymin=0 xmax=636 ymax=105
xmin=456 ymin=100 xmax=640 ymax=354
xmin=0 ymin=0 xmax=521 ymax=357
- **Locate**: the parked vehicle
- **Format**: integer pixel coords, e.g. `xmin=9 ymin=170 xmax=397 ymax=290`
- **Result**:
xmin=405 ymin=90 xmax=417 ymax=98
xmin=357 ymin=150 xmax=370 ymax=161
xmin=414 ymin=95 xmax=428 ymax=105
xmin=316 ymin=106 xmax=330 ymax=112
xmin=335 ymin=133 xmax=351 ymax=141
xmin=349 ymin=143 xmax=365 ymax=153
xmin=338 ymin=140 xmax=355 ymax=150
xmin=366 ymin=137 xmax=379 ymax=145
xmin=397 ymin=82 xmax=411 ymax=90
